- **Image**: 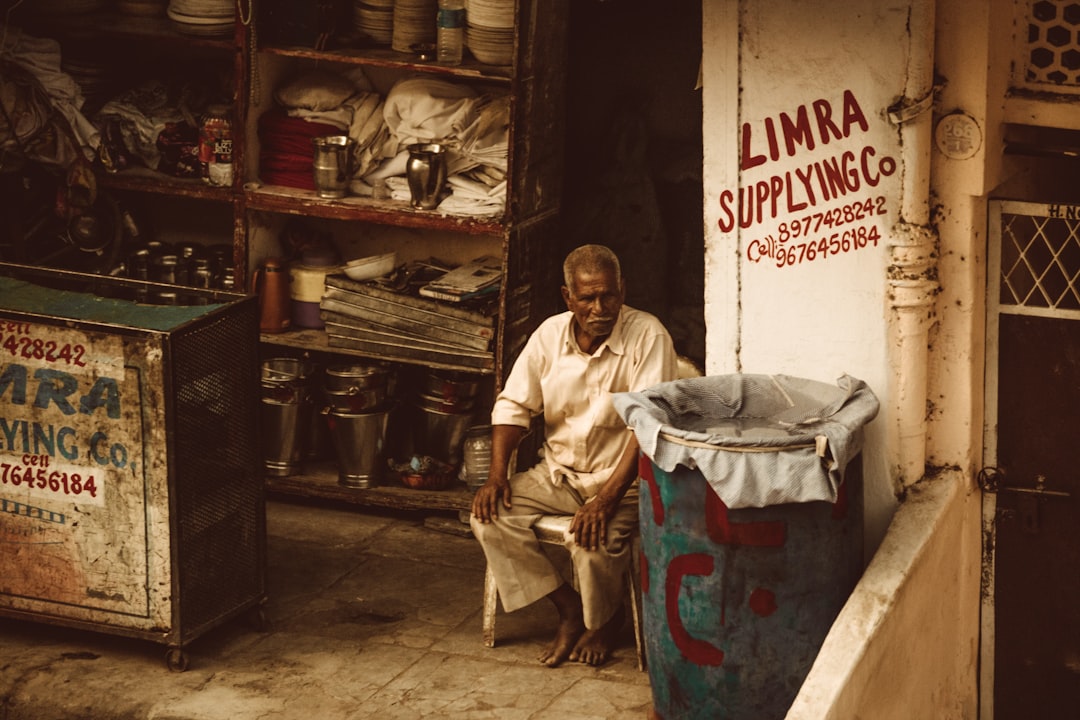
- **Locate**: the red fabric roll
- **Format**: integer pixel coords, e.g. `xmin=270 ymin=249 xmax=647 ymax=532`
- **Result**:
xmin=258 ymin=108 xmax=343 ymax=190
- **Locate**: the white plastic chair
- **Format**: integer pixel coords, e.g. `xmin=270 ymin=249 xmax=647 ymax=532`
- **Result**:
xmin=481 ymin=514 xmax=646 ymax=671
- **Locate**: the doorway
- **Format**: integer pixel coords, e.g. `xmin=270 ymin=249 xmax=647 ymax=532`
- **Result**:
xmin=562 ymin=0 xmax=704 ymax=368
xmin=982 ymin=198 xmax=1080 ymax=718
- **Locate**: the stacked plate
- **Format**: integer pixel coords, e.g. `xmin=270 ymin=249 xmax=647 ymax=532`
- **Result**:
xmin=353 ymin=0 xmax=395 ymax=46
xmin=391 ymin=0 xmax=437 ymax=54
xmin=465 ymin=0 xmax=513 ymax=65
xmin=167 ymin=0 xmax=235 ymax=37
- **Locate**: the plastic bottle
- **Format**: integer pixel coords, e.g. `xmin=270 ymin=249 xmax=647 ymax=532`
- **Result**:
xmin=199 ymin=104 xmax=233 ymax=187
xmin=436 ymin=0 xmax=465 ymax=65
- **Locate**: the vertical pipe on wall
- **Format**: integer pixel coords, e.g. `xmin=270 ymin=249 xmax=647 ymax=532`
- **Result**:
xmin=701 ymin=0 xmax=742 ymax=374
xmin=888 ymin=0 xmax=939 ymax=490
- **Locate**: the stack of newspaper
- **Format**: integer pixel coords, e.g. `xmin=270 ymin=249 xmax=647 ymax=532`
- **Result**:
xmin=320 ymin=272 xmax=497 ymax=370
xmin=418 ymin=255 xmax=502 ymax=303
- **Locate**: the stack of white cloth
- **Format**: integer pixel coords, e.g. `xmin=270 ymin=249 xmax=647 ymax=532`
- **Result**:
xmin=376 ymin=173 xmax=504 ymax=215
xmin=365 ymin=76 xmax=509 ymax=215
xmin=439 ymin=174 xmax=506 ymax=216
xmin=270 ymin=72 xmax=509 ymax=216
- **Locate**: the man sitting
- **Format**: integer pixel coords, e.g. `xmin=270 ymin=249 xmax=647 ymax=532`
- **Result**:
xmin=471 ymin=244 xmax=677 ymax=667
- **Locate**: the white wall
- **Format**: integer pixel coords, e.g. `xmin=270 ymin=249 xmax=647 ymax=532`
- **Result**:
xmin=702 ymin=0 xmax=916 ymax=550
xmin=787 ymin=473 xmax=981 ymax=719
xmin=695 ymin=2 xmax=999 ymax=716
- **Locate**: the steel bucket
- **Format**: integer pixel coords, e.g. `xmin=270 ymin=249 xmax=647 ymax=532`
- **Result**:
xmin=260 ymin=357 xmax=314 ymax=477
xmin=412 ymin=403 xmax=473 ymax=467
xmin=325 ymin=363 xmax=391 ymax=393
xmin=328 ymin=408 xmax=389 ymax=488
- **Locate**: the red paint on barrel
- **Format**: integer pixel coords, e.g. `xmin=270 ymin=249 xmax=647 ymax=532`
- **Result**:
xmin=666 ymin=553 xmax=725 ymax=666
xmin=705 ymin=486 xmax=786 ymax=547
xmin=639 ymin=454 xmax=665 ymax=526
xmin=749 ymin=587 xmax=778 ymax=617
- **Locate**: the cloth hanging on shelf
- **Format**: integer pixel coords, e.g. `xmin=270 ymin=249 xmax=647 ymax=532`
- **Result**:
xmin=0 ymin=25 xmax=99 ymax=167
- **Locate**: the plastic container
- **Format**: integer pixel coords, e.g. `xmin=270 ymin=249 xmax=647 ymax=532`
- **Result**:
xmin=462 ymin=424 xmax=492 ymax=488
xmin=436 ymin=0 xmax=465 ymax=65
xmin=199 ymin=104 xmax=233 ymax=187
xmin=289 ymin=264 xmax=327 ymax=328
xmin=289 ymin=253 xmax=337 ymax=329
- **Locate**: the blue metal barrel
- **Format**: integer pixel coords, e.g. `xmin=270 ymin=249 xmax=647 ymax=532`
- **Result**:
xmin=638 ymin=455 xmax=863 ymax=720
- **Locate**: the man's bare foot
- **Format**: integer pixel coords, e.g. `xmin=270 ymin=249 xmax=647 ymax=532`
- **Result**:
xmin=538 ymin=615 xmax=585 ymax=667
xmin=568 ymin=606 xmax=625 ymax=666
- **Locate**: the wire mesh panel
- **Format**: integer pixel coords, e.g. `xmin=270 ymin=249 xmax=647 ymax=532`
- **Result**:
xmin=1019 ymin=0 xmax=1080 ymax=91
xmin=171 ymin=301 xmax=263 ymax=640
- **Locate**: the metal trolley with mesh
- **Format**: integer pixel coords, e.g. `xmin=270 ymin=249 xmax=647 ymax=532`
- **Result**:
xmin=0 ymin=263 xmax=265 ymax=671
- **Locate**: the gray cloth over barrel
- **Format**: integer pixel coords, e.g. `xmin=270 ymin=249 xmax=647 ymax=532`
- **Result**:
xmin=612 ymin=374 xmax=879 ymax=509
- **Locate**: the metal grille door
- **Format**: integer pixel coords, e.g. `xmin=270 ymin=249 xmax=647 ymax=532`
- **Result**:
xmin=982 ymin=200 xmax=1080 ymax=719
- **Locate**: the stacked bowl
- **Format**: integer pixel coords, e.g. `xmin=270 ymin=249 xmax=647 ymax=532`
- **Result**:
xmin=464 ymin=0 xmax=514 ymax=65
xmin=392 ymin=0 xmax=438 ymax=53
xmin=353 ymin=0 xmax=395 ymax=46
xmin=167 ymin=0 xmax=235 ymax=37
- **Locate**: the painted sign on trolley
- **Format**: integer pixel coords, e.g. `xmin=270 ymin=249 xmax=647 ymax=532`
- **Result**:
xmin=0 ymin=321 xmax=150 ymax=616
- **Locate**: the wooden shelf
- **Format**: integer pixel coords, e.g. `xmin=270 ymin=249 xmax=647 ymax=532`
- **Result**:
xmin=245 ymin=0 xmax=566 ymax=383
xmin=101 ymin=168 xmax=235 ymax=202
xmin=244 ymin=184 xmax=506 ymax=234
xmin=259 ymin=45 xmax=512 ymax=84
xmin=265 ymin=461 xmax=474 ymax=513
xmin=20 ymin=11 xmax=238 ymax=51
xmin=260 ymin=328 xmax=496 ymax=375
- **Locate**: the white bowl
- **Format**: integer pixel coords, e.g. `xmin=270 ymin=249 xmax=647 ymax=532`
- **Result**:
xmin=343 ymin=252 xmax=397 ymax=281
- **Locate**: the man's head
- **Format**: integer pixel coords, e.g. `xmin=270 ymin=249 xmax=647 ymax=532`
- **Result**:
xmin=561 ymin=244 xmax=626 ymax=350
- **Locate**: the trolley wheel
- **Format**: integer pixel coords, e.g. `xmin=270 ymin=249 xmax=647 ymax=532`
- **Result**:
xmin=165 ymin=647 xmax=189 ymax=673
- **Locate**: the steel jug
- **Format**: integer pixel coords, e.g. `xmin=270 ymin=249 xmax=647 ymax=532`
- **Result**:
xmin=405 ymin=143 xmax=448 ymax=210
xmin=311 ymin=135 xmax=356 ymax=199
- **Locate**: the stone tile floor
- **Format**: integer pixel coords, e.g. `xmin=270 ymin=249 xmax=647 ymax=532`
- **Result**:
xmin=0 ymin=498 xmax=653 ymax=720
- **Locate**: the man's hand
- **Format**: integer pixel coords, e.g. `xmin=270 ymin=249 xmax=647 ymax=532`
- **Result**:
xmin=472 ymin=476 xmax=512 ymax=523
xmin=569 ymin=494 xmax=618 ymax=551
xmin=473 ymin=424 xmax=526 ymax=523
